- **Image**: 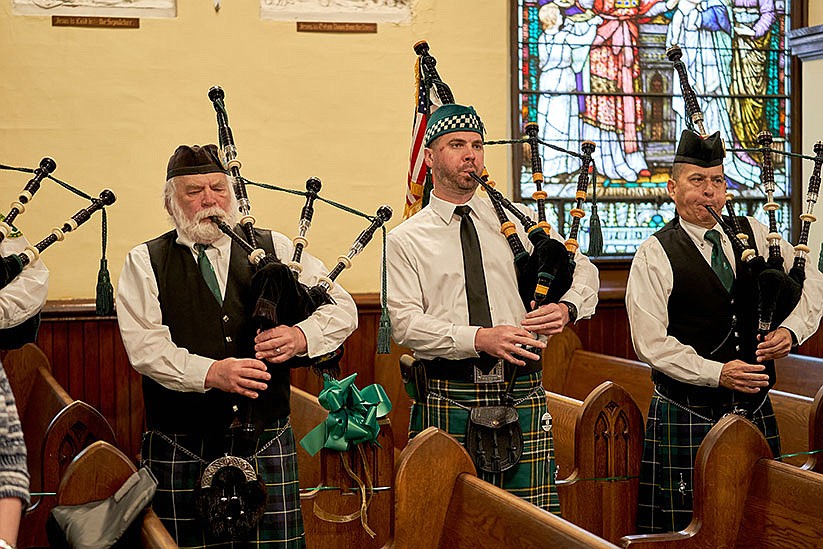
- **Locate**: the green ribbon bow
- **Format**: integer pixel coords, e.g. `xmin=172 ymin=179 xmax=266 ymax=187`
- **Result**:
xmin=299 ymin=373 xmax=392 ymax=457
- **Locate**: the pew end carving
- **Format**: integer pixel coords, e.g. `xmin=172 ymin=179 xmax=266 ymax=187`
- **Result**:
xmin=556 ymin=381 xmax=644 ymax=545
xmin=4 ymin=343 xmax=117 ymax=548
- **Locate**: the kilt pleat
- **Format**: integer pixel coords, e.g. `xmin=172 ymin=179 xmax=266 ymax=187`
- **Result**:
xmin=409 ymin=372 xmax=560 ymax=514
xmin=142 ymin=418 xmax=305 ymax=548
xmin=637 ymin=393 xmax=780 ymax=534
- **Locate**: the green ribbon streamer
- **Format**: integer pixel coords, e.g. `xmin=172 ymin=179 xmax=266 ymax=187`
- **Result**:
xmin=299 ymin=373 xmax=392 ymax=457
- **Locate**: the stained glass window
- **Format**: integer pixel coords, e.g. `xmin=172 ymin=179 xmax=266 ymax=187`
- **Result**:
xmin=515 ymin=0 xmax=793 ymax=255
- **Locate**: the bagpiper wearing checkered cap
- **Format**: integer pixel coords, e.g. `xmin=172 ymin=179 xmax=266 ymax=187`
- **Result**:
xmin=387 ymin=102 xmax=601 ymax=515
xmin=423 ymin=104 xmax=485 ymax=146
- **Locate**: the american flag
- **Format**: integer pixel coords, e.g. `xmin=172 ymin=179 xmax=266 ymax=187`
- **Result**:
xmin=404 ymin=57 xmax=436 ymax=219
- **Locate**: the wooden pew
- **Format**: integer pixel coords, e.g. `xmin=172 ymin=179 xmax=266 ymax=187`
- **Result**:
xmin=799 ymin=385 xmax=823 ymax=474
xmin=54 ymin=440 xmax=177 ymax=548
xmin=556 ymin=349 xmax=823 ymax=418
xmin=4 ymin=343 xmax=117 ymax=548
xmin=551 ymin=350 xmax=654 ymax=415
xmin=774 ymin=353 xmax=823 ymax=397
xmin=385 ymin=426 xmax=619 ymax=548
xmin=621 ymin=415 xmax=823 ymax=548
xmin=290 ymin=385 xmax=394 ymax=549
xmin=386 ymin=352 xmax=644 ymax=544
xmin=547 ymin=382 xmax=645 ymax=545
xmin=552 ymin=349 xmax=822 ymax=469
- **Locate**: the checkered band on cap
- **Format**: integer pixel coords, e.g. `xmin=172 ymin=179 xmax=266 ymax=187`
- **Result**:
xmin=424 ymin=104 xmax=485 ymax=146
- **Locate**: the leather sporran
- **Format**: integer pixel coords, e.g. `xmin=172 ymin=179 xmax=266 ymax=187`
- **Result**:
xmin=193 ymin=456 xmax=267 ymax=541
xmin=465 ymin=405 xmax=523 ymax=474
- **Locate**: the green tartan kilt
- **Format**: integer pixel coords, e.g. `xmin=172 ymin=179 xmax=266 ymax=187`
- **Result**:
xmin=637 ymin=393 xmax=780 ymax=534
xmin=409 ymin=371 xmax=560 ymax=514
xmin=141 ymin=418 xmax=305 ymax=548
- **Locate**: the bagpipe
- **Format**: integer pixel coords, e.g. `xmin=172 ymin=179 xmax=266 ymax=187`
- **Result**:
xmin=414 ymin=43 xmax=595 ymax=317
xmin=0 ymin=156 xmax=116 ymax=348
xmin=668 ymin=44 xmax=820 ymax=404
xmin=195 ymin=86 xmax=392 ymax=541
xmin=206 ymin=86 xmax=392 ymax=375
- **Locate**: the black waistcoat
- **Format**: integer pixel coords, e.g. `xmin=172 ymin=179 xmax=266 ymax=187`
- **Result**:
xmin=652 ymin=216 xmax=766 ymax=406
xmin=143 ymin=228 xmax=291 ymax=439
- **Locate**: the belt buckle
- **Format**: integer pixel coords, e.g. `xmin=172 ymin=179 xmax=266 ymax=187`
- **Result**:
xmin=473 ymin=359 xmax=505 ymax=384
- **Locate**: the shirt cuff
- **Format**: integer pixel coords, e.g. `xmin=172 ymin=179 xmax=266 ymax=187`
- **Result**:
xmin=705 ymin=359 xmax=726 ymax=388
xmin=558 ymin=290 xmax=584 ymax=319
xmin=188 ymin=355 xmax=216 ymax=393
xmin=778 ymin=322 xmax=801 ymax=346
xmin=456 ymin=325 xmax=481 ymax=357
xmin=296 ymin=317 xmax=322 ymax=358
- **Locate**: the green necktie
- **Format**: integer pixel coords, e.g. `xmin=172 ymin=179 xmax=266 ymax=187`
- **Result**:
xmin=195 ymin=243 xmax=222 ymax=305
xmin=704 ymin=229 xmax=734 ymax=293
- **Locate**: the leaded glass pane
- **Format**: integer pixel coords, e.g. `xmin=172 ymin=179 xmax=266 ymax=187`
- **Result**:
xmin=515 ymin=1 xmax=792 ymax=255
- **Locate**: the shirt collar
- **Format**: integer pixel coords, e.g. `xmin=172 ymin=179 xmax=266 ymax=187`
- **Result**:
xmin=174 ymin=229 xmax=231 ymax=256
xmin=429 ymin=192 xmax=481 ymax=225
xmin=680 ymin=217 xmax=721 ymax=248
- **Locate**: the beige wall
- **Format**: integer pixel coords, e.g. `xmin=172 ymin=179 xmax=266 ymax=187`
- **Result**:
xmin=0 ymin=0 xmax=510 ymax=298
xmin=802 ymin=4 xmax=823 ymax=269
xmin=3 ymin=2 xmax=822 ymax=300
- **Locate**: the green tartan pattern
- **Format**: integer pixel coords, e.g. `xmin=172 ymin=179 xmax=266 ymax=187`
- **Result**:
xmin=142 ymin=419 xmax=305 ymax=548
xmin=637 ymin=394 xmax=780 ymax=533
xmin=409 ymin=372 xmax=560 ymax=514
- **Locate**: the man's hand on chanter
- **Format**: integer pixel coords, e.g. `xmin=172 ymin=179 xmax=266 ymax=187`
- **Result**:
xmin=475 ymin=325 xmax=545 ymax=367
xmin=205 ymin=357 xmax=270 ymax=398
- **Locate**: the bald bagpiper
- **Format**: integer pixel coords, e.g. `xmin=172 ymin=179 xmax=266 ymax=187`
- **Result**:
xmin=386 ymin=104 xmax=600 ymax=513
xmin=626 ymin=129 xmax=823 ymax=533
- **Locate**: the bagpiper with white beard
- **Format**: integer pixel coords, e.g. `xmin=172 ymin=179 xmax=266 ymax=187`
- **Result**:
xmin=116 ymin=144 xmax=357 ymax=548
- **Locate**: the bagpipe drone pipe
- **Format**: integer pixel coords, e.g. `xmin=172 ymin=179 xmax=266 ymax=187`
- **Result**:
xmin=668 ymin=44 xmax=821 ymax=406
xmin=0 ymin=156 xmax=116 ymax=347
xmin=413 ymin=42 xmax=597 ymax=318
xmin=194 ymin=86 xmax=393 ymax=540
xmin=207 ymin=86 xmax=392 ymax=378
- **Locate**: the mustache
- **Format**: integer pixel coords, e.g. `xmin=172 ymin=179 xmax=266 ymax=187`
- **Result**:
xmin=193 ymin=206 xmax=231 ymax=224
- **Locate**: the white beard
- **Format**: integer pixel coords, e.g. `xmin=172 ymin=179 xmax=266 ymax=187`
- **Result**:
xmin=169 ymin=199 xmax=239 ymax=245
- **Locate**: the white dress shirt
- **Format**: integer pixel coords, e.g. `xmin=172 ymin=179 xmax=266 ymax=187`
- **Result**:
xmin=387 ymin=192 xmax=599 ymax=360
xmin=0 ymin=234 xmax=48 ymax=328
xmin=116 ymin=230 xmax=358 ymax=393
xmin=626 ymin=216 xmax=823 ymax=387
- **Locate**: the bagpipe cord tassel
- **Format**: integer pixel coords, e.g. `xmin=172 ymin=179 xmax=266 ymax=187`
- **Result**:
xmin=587 ymin=167 xmax=604 ymax=256
xmin=377 ymin=226 xmax=392 ymax=354
xmin=95 ymin=209 xmax=114 ymax=315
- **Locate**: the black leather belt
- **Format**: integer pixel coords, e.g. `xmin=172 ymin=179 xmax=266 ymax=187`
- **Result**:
xmin=422 ymin=356 xmax=542 ymax=382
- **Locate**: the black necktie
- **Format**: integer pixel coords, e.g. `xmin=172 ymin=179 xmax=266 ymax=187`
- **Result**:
xmin=455 ymin=206 xmax=493 ymax=328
